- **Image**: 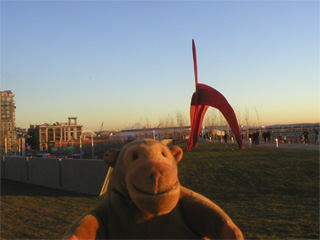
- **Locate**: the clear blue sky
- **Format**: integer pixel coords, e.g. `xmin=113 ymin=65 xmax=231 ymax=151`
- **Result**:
xmin=1 ymin=0 xmax=319 ymax=131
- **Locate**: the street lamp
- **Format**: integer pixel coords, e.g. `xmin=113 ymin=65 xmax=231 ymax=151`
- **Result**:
xmin=91 ymin=133 xmax=94 ymax=159
xmin=60 ymin=135 xmax=62 ymax=156
xmin=80 ymin=135 xmax=82 ymax=159
xmin=4 ymin=137 xmax=7 ymax=155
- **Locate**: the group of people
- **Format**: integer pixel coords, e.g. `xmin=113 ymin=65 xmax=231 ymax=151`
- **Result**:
xmin=202 ymin=128 xmax=319 ymax=145
xmin=277 ymin=134 xmax=287 ymax=143
xmin=301 ymin=128 xmax=319 ymax=144
xmin=262 ymin=130 xmax=272 ymax=143
xmin=249 ymin=131 xmax=260 ymax=145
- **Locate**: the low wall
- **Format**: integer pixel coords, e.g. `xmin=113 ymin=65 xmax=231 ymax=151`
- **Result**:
xmin=1 ymin=156 xmax=109 ymax=195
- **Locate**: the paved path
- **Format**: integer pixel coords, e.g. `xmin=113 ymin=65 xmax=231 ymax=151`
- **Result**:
xmin=252 ymin=142 xmax=319 ymax=151
xmin=242 ymin=140 xmax=319 ymax=151
xmin=203 ymin=138 xmax=319 ymax=151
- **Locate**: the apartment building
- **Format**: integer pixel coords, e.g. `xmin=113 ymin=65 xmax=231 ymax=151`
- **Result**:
xmin=28 ymin=117 xmax=83 ymax=151
xmin=0 ymin=90 xmax=17 ymax=153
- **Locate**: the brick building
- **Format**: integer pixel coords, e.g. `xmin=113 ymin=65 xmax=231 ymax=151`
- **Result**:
xmin=27 ymin=117 xmax=83 ymax=151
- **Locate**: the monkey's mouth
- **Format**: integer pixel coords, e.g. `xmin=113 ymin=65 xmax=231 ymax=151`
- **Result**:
xmin=133 ymin=181 xmax=179 ymax=196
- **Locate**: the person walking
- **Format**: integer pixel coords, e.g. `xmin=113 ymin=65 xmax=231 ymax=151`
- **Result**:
xmin=303 ymin=129 xmax=309 ymax=144
xmin=314 ymin=128 xmax=319 ymax=144
xmin=224 ymin=133 xmax=228 ymax=143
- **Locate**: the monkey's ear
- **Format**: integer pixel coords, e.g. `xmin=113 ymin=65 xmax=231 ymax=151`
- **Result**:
xmin=103 ymin=149 xmax=120 ymax=167
xmin=170 ymin=145 xmax=183 ymax=163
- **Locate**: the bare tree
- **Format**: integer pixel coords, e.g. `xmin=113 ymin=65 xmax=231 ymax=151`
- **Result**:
xmin=218 ymin=111 xmax=227 ymax=132
xmin=244 ymin=107 xmax=250 ymax=139
xmin=156 ymin=118 xmax=163 ymax=128
xmin=234 ymin=107 xmax=242 ymax=127
xmin=175 ymin=110 xmax=187 ymax=127
xmin=162 ymin=114 xmax=175 ymax=128
xmin=254 ymin=106 xmax=261 ymax=127
xmin=169 ymin=114 xmax=175 ymax=127
xmin=145 ymin=118 xmax=152 ymax=128
xmin=204 ymin=108 xmax=217 ymax=128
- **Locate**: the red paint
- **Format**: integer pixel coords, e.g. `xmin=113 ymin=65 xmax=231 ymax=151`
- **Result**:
xmin=187 ymin=40 xmax=244 ymax=151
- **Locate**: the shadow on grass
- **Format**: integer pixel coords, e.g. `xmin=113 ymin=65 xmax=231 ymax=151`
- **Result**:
xmin=1 ymin=179 xmax=94 ymax=198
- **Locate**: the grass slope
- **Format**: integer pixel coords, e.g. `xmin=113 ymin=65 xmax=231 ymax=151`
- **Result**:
xmin=179 ymin=142 xmax=319 ymax=239
xmin=1 ymin=142 xmax=319 ymax=239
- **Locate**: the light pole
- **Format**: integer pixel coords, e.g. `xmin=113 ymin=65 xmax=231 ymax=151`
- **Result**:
xmin=60 ymin=135 xmax=62 ymax=156
xmin=4 ymin=137 xmax=7 ymax=155
xmin=18 ymin=137 xmax=21 ymax=156
xmin=80 ymin=135 xmax=82 ymax=159
xmin=21 ymin=137 xmax=25 ymax=156
xmin=91 ymin=133 xmax=94 ymax=159
xmin=71 ymin=136 xmax=74 ymax=156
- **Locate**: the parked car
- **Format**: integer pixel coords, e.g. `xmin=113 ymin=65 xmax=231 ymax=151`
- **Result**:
xmin=71 ymin=154 xmax=81 ymax=159
xmin=35 ymin=152 xmax=53 ymax=158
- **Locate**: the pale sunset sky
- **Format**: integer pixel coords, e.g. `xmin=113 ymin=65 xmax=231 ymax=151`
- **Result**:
xmin=1 ymin=0 xmax=319 ymax=131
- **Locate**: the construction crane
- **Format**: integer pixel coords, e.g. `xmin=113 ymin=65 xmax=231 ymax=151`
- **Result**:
xmin=100 ymin=122 xmax=104 ymax=132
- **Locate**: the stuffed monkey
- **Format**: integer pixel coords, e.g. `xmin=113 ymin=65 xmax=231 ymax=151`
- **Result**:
xmin=63 ymin=139 xmax=243 ymax=239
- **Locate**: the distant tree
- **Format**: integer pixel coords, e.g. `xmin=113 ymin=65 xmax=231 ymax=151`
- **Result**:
xmin=144 ymin=117 xmax=151 ymax=128
xmin=204 ymin=108 xmax=218 ymax=128
xmin=164 ymin=114 xmax=175 ymax=128
xmin=244 ymin=107 xmax=250 ymax=139
xmin=234 ymin=107 xmax=242 ymax=127
xmin=175 ymin=110 xmax=187 ymax=127
xmin=254 ymin=106 xmax=262 ymax=127
xmin=218 ymin=111 xmax=227 ymax=127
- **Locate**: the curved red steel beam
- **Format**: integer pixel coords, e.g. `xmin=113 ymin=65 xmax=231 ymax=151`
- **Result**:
xmin=187 ymin=40 xmax=244 ymax=151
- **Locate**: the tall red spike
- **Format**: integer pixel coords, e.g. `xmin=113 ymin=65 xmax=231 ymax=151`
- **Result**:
xmin=192 ymin=39 xmax=198 ymax=89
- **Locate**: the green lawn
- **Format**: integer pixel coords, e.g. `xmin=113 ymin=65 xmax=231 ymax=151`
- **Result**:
xmin=1 ymin=142 xmax=319 ymax=239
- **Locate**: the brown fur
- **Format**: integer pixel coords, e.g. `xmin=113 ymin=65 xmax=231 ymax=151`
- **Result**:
xmin=63 ymin=139 xmax=243 ymax=239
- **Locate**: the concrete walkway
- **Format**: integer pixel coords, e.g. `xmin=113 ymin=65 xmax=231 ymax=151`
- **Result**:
xmin=242 ymin=140 xmax=319 ymax=151
xmin=203 ymin=138 xmax=319 ymax=151
xmin=252 ymin=142 xmax=319 ymax=151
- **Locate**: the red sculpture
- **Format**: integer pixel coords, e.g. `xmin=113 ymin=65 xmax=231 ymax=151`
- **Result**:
xmin=187 ymin=40 xmax=244 ymax=151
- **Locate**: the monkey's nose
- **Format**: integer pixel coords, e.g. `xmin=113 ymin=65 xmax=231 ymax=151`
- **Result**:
xmin=150 ymin=170 xmax=163 ymax=180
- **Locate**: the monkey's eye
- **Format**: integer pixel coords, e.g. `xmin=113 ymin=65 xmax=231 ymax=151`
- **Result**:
xmin=162 ymin=152 xmax=166 ymax=157
xmin=132 ymin=153 xmax=139 ymax=160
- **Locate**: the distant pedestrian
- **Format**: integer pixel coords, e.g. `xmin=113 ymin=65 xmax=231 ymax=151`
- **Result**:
xmin=303 ymin=129 xmax=309 ymax=144
xmin=267 ymin=130 xmax=271 ymax=142
xmin=314 ymin=128 xmax=319 ymax=144
xmin=253 ymin=131 xmax=259 ymax=145
xmin=262 ymin=132 xmax=267 ymax=143
xmin=249 ymin=133 xmax=253 ymax=144
xmin=224 ymin=133 xmax=228 ymax=143
xmin=283 ymin=134 xmax=287 ymax=143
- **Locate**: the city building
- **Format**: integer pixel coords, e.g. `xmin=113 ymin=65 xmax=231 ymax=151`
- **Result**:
xmin=0 ymin=90 xmax=17 ymax=153
xmin=27 ymin=117 xmax=83 ymax=151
